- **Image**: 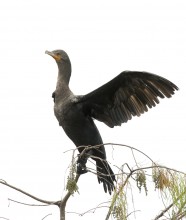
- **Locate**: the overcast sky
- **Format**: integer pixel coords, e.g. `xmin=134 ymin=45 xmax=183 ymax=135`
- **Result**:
xmin=0 ymin=1 xmax=186 ymax=220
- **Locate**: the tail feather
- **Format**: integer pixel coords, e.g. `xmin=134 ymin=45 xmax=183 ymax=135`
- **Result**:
xmin=96 ymin=159 xmax=116 ymax=194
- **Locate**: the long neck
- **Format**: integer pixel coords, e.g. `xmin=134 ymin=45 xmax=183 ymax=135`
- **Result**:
xmin=55 ymin=62 xmax=72 ymax=100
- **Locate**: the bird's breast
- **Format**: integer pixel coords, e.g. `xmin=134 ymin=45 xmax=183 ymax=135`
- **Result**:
xmin=53 ymin=98 xmax=82 ymax=126
xmin=54 ymin=101 xmax=69 ymax=125
xmin=53 ymin=99 xmax=104 ymax=147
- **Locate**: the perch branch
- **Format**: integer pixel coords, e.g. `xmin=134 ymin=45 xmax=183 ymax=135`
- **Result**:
xmin=60 ymin=174 xmax=80 ymax=220
xmin=0 ymin=179 xmax=59 ymax=206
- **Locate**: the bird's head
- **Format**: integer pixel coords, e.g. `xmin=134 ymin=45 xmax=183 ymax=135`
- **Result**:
xmin=45 ymin=49 xmax=70 ymax=63
xmin=45 ymin=49 xmax=72 ymax=84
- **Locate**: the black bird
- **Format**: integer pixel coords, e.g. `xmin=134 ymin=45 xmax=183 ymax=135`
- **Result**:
xmin=45 ymin=49 xmax=178 ymax=194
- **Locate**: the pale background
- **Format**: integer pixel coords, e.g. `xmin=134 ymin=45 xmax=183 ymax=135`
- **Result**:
xmin=0 ymin=0 xmax=185 ymax=219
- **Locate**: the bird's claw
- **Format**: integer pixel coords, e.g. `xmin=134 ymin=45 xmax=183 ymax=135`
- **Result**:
xmin=77 ymin=163 xmax=88 ymax=174
xmin=77 ymin=154 xmax=88 ymax=174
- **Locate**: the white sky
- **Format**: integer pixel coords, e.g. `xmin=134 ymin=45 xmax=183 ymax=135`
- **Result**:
xmin=0 ymin=0 xmax=186 ymax=220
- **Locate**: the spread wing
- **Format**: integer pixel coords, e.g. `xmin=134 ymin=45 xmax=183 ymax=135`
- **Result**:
xmin=77 ymin=71 xmax=178 ymax=128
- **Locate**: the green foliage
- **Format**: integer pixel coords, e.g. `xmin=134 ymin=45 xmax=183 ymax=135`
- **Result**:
xmin=135 ymin=170 xmax=148 ymax=195
xmin=152 ymin=165 xmax=171 ymax=190
xmin=169 ymin=174 xmax=186 ymax=219
xmin=152 ymin=165 xmax=186 ymax=219
xmin=110 ymin=173 xmax=128 ymax=220
xmin=112 ymin=189 xmax=127 ymax=220
xmin=66 ymin=176 xmax=79 ymax=195
xmin=109 ymin=164 xmax=186 ymax=220
xmin=64 ymin=145 xmax=186 ymax=219
xmin=66 ymin=151 xmax=79 ymax=195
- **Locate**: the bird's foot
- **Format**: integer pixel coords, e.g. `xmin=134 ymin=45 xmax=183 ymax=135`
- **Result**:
xmin=77 ymin=163 xmax=88 ymax=174
xmin=77 ymin=154 xmax=88 ymax=174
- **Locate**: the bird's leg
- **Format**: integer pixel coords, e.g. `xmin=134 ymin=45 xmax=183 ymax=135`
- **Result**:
xmin=77 ymin=154 xmax=88 ymax=174
xmin=76 ymin=149 xmax=94 ymax=174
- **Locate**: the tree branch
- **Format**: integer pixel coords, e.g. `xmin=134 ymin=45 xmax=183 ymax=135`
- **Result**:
xmin=0 ymin=180 xmax=59 ymax=206
xmin=8 ymin=198 xmax=50 ymax=207
xmin=154 ymin=189 xmax=186 ymax=220
xmin=42 ymin=213 xmax=52 ymax=220
xmin=1 ymin=143 xmax=185 ymax=220
xmin=60 ymin=174 xmax=80 ymax=220
xmin=105 ymin=163 xmax=186 ymax=220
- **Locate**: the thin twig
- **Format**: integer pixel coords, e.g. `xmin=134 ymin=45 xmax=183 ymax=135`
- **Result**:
xmin=154 ymin=203 xmax=174 ymax=220
xmin=127 ymin=210 xmax=141 ymax=218
xmin=105 ymin=171 xmax=134 ymax=220
xmin=154 ymin=189 xmax=186 ymax=220
xmin=64 ymin=143 xmax=156 ymax=164
xmin=67 ymin=205 xmax=110 ymax=216
xmin=42 ymin=213 xmax=52 ymax=220
xmin=0 ymin=180 xmax=59 ymax=206
xmin=8 ymin=198 xmax=50 ymax=207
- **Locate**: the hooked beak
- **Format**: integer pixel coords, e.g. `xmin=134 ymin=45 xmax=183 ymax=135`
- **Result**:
xmin=45 ymin=50 xmax=61 ymax=61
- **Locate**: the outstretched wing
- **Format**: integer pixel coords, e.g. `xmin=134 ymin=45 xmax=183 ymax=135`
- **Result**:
xmin=77 ymin=71 xmax=178 ymax=128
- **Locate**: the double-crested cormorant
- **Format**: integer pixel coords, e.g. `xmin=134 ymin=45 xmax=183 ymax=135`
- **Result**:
xmin=45 ymin=49 xmax=178 ymax=194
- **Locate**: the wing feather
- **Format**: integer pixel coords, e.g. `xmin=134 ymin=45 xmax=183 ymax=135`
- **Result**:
xmin=78 ymin=71 xmax=178 ymax=127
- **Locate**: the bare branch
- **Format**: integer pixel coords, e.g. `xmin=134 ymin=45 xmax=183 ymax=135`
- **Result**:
xmin=154 ymin=174 xmax=186 ymax=220
xmin=67 ymin=202 xmax=110 ymax=216
xmin=63 ymin=143 xmax=156 ymax=164
xmin=127 ymin=210 xmax=141 ymax=218
xmin=42 ymin=213 xmax=52 ymax=220
xmin=8 ymin=198 xmax=50 ymax=207
xmin=154 ymin=203 xmax=174 ymax=220
xmin=0 ymin=180 xmax=59 ymax=206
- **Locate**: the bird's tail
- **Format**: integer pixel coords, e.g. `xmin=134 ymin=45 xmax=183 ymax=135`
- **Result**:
xmin=96 ymin=159 xmax=116 ymax=194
